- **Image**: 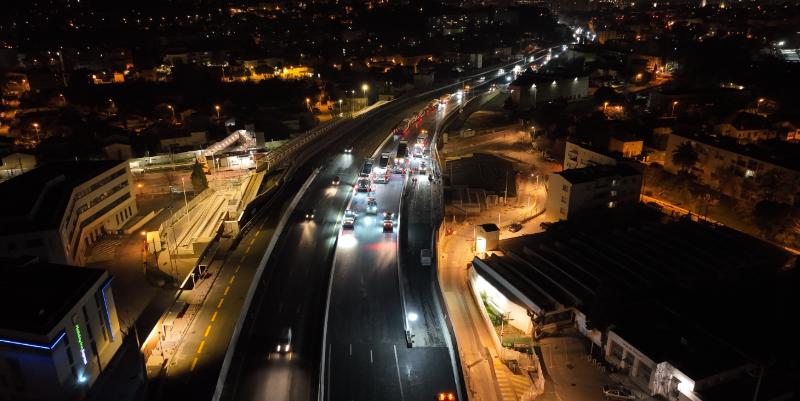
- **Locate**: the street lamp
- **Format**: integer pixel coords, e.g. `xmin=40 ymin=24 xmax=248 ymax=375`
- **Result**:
xmin=756 ymin=98 xmax=765 ymax=114
xmin=137 ymin=183 xmax=143 ymax=197
xmin=180 ymin=176 xmax=189 ymax=218
xmin=361 ymin=84 xmax=369 ymax=107
xmin=32 ymin=122 xmax=40 ymax=141
xmin=305 ymin=97 xmax=311 ymax=111
xmin=603 ymin=101 xmax=609 ymax=113
xmin=338 ymin=99 xmax=343 ymax=115
xmin=671 ymin=101 xmax=678 ymax=117
xmin=351 ymin=90 xmax=356 ymax=114
xmin=214 ymin=104 xmax=221 ymax=119
xmin=167 ymin=105 xmax=175 ymax=122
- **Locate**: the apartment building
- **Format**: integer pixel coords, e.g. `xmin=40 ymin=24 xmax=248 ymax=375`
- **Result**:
xmin=664 ymin=133 xmax=800 ymax=204
xmin=0 ymin=258 xmax=122 ymax=401
xmin=563 ymin=141 xmax=618 ymax=170
xmin=545 ymin=164 xmax=642 ymax=221
xmin=712 ymin=112 xmax=775 ymax=144
xmin=0 ymin=161 xmax=137 ymax=266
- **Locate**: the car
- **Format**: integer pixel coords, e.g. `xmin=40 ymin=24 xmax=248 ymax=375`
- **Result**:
xmin=383 ymin=220 xmax=394 ymax=232
xmin=479 ymin=76 xmax=486 ymax=82
xmin=437 ymin=392 xmax=456 ymax=401
xmin=508 ymin=222 xmax=522 ymax=232
xmin=277 ymin=327 xmax=292 ymax=353
xmin=539 ymin=222 xmax=553 ymax=230
xmin=602 ymin=385 xmax=635 ymax=400
xmin=343 ymin=209 xmax=356 ymax=229
xmin=305 ymin=208 xmax=315 ymax=220
xmin=332 ymin=176 xmax=341 ymax=185
xmin=366 ymin=198 xmax=378 ymax=214
xmin=344 ymin=146 xmax=353 ymax=153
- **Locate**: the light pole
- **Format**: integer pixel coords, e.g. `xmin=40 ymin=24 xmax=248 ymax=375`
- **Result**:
xmin=180 ymin=176 xmax=189 ymax=217
xmin=361 ymin=83 xmax=369 ymax=107
xmin=137 ymin=183 xmax=143 ymax=197
xmin=338 ymin=99 xmax=343 ymax=116
xmin=532 ymin=84 xmax=537 ymax=109
xmin=756 ymin=98 xmax=765 ymax=114
xmin=214 ymin=104 xmax=221 ymax=119
xmin=351 ymin=90 xmax=355 ymax=114
xmin=32 ymin=122 xmax=40 ymax=142
xmin=305 ymin=97 xmax=311 ymax=112
xmin=671 ymin=101 xmax=678 ymax=117
xmin=167 ymin=105 xmax=176 ymax=123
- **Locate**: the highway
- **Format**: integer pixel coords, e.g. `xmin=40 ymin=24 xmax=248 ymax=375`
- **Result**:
xmin=219 ymin=97 xmax=442 ymax=401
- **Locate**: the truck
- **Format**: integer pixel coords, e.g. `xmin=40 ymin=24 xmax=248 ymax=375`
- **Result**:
xmin=396 ymin=141 xmax=408 ymax=163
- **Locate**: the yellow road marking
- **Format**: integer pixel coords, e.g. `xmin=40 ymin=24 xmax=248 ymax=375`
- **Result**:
xmin=217 ymin=298 xmax=224 ymax=308
xmin=190 ymin=357 xmax=198 ymax=371
xmin=197 ymin=340 xmax=206 ymax=354
xmin=224 ymin=286 xmax=230 ymax=295
xmin=204 ymin=325 xmax=212 ymax=338
xmin=250 ymin=238 xmax=255 ymax=245
xmin=235 ymin=265 xmax=241 ymax=273
xmin=229 ymin=276 xmax=236 ymax=284
xmin=211 ymin=311 xmax=218 ymax=322
xmin=255 ymin=230 xmax=261 ymax=237
xmin=246 ymin=245 xmax=252 ymax=253
xmin=239 ymin=255 xmax=246 ymax=263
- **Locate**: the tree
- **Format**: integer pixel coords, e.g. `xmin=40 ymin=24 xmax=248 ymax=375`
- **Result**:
xmin=714 ymin=165 xmax=740 ymax=198
xmin=671 ymin=142 xmax=699 ymax=174
xmin=756 ymin=169 xmax=791 ymax=203
xmin=752 ymin=200 xmax=797 ymax=240
xmin=191 ymin=160 xmax=208 ymax=193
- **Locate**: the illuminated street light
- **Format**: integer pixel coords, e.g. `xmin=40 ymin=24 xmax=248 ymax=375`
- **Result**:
xmin=214 ymin=104 xmax=221 ymax=119
xmin=756 ymin=98 xmax=765 ymax=114
xmin=305 ymin=97 xmax=311 ymax=111
xmin=603 ymin=101 xmax=609 ymax=113
xmin=167 ymin=104 xmax=175 ymax=122
xmin=32 ymin=122 xmax=40 ymax=142
xmin=361 ymin=83 xmax=369 ymax=106
xmin=671 ymin=101 xmax=678 ymax=117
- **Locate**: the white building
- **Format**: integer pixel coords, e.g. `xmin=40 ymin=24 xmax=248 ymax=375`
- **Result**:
xmin=0 ymin=258 xmax=122 ymax=401
xmin=546 ymin=164 xmax=642 ymax=221
xmin=563 ymin=141 xmax=618 ymax=170
xmin=0 ymin=161 xmax=137 ymax=266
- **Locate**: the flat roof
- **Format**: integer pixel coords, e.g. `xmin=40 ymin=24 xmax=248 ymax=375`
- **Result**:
xmin=557 ymin=163 xmax=640 ymax=184
xmin=0 ymin=160 xmax=122 ymax=235
xmin=479 ymin=206 xmax=796 ymax=378
xmin=510 ymin=70 xmax=585 ymax=88
xmin=674 ymin=133 xmax=800 ymax=171
xmin=0 ymin=259 xmax=106 ymax=336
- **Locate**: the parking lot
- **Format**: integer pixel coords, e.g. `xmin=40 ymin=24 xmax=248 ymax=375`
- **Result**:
xmin=536 ymin=332 xmax=641 ymax=401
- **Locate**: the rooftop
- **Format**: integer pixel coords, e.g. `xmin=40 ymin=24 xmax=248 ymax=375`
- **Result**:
xmin=0 ymin=258 xmax=107 ymax=336
xmin=557 ymin=163 xmax=640 ymax=184
xmin=0 ymin=160 xmax=123 ymax=235
xmin=675 ymin=132 xmax=800 ymax=171
xmin=510 ymin=70 xmax=585 ymax=88
xmin=477 ymin=207 xmax=797 ymax=379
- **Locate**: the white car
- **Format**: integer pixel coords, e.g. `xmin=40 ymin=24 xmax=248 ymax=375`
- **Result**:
xmin=602 ymin=385 xmax=635 ymax=400
xmin=343 ymin=209 xmax=356 ymax=229
xmin=366 ymin=198 xmax=378 ymax=214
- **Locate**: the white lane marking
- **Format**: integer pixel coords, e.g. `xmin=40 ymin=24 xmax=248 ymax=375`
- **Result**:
xmin=278 ymin=302 xmax=283 ymax=312
xmin=393 ymin=345 xmax=406 ymax=401
xmin=349 ymin=343 xmax=352 ymax=356
xmin=370 ymin=349 xmax=373 ymax=364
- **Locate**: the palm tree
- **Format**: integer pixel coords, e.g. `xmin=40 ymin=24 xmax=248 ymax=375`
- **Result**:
xmin=671 ymin=142 xmax=699 ymax=174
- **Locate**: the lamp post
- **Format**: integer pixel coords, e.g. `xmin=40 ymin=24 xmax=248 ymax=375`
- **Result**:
xmin=756 ymin=98 xmax=765 ymax=114
xmin=32 ymin=122 xmax=40 ymax=142
xmin=137 ymin=183 xmax=143 ymax=197
xmin=180 ymin=176 xmax=189 ymax=218
xmin=603 ymin=101 xmax=609 ymax=113
xmin=361 ymin=83 xmax=369 ymax=107
xmin=671 ymin=101 xmax=678 ymax=117
xmin=351 ymin=90 xmax=355 ymax=114
xmin=305 ymin=97 xmax=311 ymax=112
xmin=338 ymin=99 xmax=343 ymax=116
xmin=167 ymin=105 xmax=175 ymax=123
xmin=214 ymin=104 xmax=221 ymax=119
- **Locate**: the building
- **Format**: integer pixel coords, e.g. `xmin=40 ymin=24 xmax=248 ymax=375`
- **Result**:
xmin=509 ymin=71 xmax=589 ymax=111
xmin=469 ymin=208 xmax=798 ymax=401
xmin=664 ymin=133 xmax=800 ymax=204
xmin=159 ymin=131 xmax=208 ymax=152
xmin=0 ymin=152 xmax=36 ymax=182
xmin=0 ymin=258 xmax=122 ymax=401
xmin=712 ymin=112 xmax=775 ymax=144
xmin=563 ymin=141 xmax=618 ymax=170
xmin=608 ymin=135 xmax=644 ymax=158
xmin=0 ymin=161 xmax=137 ymax=266
xmin=545 ymin=164 xmax=642 ymax=221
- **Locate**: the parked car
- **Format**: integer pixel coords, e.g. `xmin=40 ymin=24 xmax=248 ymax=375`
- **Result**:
xmin=602 ymin=385 xmax=635 ymax=400
xmin=508 ymin=223 xmax=523 ymax=232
